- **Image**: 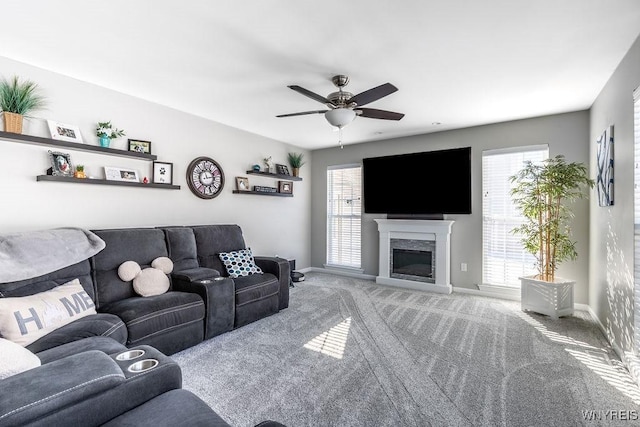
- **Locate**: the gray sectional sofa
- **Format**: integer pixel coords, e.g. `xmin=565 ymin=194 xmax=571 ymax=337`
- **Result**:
xmin=0 ymin=224 xmax=290 ymax=426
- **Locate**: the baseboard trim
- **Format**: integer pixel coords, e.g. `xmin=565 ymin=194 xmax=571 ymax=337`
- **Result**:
xmin=453 ymin=286 xmax=519 ymax=301
xmin=586 ymin=305 xmax=640 ymax=389
xmin=306 ymin=266 xmax=376 ymax=281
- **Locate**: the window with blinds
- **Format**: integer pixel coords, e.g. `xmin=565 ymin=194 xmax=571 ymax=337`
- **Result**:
xmin=326 ymin=165 xmax=362 ymax=269
xmin=482 ymin=146 xmax=549 ymax=287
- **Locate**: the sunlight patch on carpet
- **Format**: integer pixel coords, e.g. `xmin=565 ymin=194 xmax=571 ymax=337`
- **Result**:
xmin=518 ymin=310 xmax=640 ymax=404
xmin=304 ymin=317 xmax=351 ymax=359
xmin=565 ymin=348 xmax=640 ymax=404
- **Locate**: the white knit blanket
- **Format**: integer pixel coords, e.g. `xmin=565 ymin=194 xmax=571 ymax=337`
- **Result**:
xmin=0 ymin=227 xmax=106 ymax=283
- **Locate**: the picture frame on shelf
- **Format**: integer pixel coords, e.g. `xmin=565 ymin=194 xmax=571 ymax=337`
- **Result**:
xmin=47 ymin=120 xmax=83 ymax=144
xmin=236 ymin=176 xmax=250 ymax=191
xmin=276 ymin=164 xmax=290 ymax=176
xmin=104 ymin=166 xmax=140 ymax=182
xmin=128 ymin=139 xmax=152 ymax=154
xmin=152 ymin=161 xmax=173 ymax=184
xmin=47 ymin=150 xmax=74 ymax=177
xmin=278 ymin=180 xmax=293 ymax=194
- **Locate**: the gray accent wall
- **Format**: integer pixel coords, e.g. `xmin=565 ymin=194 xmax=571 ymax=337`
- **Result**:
xmin=589 ymin=34 xmax=640 ymax=354
xmin=311 ymin=111 xmax=591 ymax=303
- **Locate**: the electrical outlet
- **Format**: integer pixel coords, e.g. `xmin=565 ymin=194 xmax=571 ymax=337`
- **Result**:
xmin=461 ymin=263 xmax=467 ymax=272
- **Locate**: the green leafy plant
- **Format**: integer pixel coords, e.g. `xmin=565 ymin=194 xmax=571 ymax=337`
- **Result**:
xmin=509 ymin=154 xmax=594 ymax=282
xmin=75 ymin=165 xmax=84 ymax=172
xmin=287 ymin=152 xmax=306 ymax=168
xmin=96 ymin=121 xmax=126 ymax=139
xmin=0 ymin=75 xmax=46 ymax=115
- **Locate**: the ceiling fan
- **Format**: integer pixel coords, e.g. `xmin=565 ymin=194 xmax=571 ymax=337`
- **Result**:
xmin=276 ymin=75 xmax=404 ymax=129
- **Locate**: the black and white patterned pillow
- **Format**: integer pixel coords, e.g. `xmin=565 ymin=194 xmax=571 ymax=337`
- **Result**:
xmin=218 ymin=248 xmax=263 ymax=278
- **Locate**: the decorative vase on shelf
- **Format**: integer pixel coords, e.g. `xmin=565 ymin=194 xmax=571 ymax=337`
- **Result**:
xmin=292 ymin=167 xmax=300 ymax=177
xmin=99 ymin=135 xmax=111 ymax=147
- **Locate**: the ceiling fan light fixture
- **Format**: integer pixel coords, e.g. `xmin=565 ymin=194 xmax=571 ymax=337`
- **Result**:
xmin=325 ymin=108 xmax=356 ymax=128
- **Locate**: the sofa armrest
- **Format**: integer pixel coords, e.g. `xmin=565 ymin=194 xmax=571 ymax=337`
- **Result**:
xmin=173 ymin=271 xmax=235 ymax=339
xmin=0 ymin=350 xmax=124 ymax=427
xmin=172 ymin=267 xmax=220 ymax=282
xmin=254 ymin=256 xmax=290 ymax=310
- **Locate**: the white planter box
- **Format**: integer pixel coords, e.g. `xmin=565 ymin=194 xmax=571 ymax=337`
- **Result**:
xmin=519 ymin=275 xmax=574 ymax=319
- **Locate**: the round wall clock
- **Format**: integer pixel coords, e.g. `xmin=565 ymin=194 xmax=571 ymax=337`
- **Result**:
xmin=186 ymin=156 xmax=225 ymax=199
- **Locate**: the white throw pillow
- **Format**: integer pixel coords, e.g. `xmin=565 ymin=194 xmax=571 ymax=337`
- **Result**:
xmin=0 ymin=279 xmax=97 ymax=347
xmin=0 ymin=338 xmax=41 ymax=379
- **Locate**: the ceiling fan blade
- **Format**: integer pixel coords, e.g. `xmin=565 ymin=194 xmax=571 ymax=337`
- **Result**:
xmin=356 ymin=108 xmax=404 ymax=121
xmin=288 ymin=85 xmax=331 ymax=105
xmin=349 ymin=83 xmax=398 ymax=107
xmin=276 ymin=110 xmax=328 ymax=118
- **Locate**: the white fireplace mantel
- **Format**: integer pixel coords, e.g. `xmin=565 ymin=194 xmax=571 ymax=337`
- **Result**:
xmin=374 ymin=219 xmax=454 ymax=294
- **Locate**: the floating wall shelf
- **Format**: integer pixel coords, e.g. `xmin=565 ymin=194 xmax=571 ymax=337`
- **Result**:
xmin=37 ymin=175 xmax=180 ymax=190
xmin=232 ymin=190 xmax=292 ymax=197
xmin=0 ymin=130 xmax=157 ymax=160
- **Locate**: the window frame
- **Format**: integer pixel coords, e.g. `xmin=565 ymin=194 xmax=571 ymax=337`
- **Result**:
xmin=481 ymin=144 xmax=549 ymax=288
xmin=325 ymin=163 xmax=363 ymax=272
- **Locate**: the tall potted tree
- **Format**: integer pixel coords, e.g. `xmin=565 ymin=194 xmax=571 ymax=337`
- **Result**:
xmin=0 ymin=75 xmax=46 ymax=134
xmin=510 ymin=154 xmax=594 ymax=318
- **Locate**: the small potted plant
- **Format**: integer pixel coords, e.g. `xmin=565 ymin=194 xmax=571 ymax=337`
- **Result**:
xmin=510 ymin=154 xmax=594 ymax=317
xmin=96 ymin=121 xmax=126 ymax=148
xmin=0 ymin=75 xmax=46 ymax=134
xmin=287 ymin=152 xmax=306 ymax=177
xmin=74 ymin=165 xmax=86 ymax=179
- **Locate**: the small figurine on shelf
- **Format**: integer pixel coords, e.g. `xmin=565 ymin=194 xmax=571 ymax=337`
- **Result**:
xmin=143 ymin=176 xmax=149 ymax=184
xmin=74 ymin=165 xmax=86 ymax=179
xmin=252 ymin=164 xmax=261 ymax=172
xmin=263 ymin=156 xmax=273 ymax=173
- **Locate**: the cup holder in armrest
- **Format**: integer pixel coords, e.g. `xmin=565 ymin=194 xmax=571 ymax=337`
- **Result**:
xmin=127 ymin=359 xmax=159 ymax=373
xmin=116 ymin=349 xmax=146 ymax=361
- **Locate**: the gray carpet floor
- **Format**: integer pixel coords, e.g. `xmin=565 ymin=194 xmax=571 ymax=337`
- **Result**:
xmin=172 ymin=272 xmax=640 ymax=427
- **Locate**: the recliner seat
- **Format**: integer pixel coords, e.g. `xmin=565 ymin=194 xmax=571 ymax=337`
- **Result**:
xmin=91 ymin=228 xmax=205 ymax=355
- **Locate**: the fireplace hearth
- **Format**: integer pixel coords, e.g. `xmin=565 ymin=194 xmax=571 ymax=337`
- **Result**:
xmin=375 ymin=219 xmax=454 ymax=294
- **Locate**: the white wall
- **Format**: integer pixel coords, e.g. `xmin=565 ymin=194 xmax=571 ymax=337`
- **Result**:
xmin=589 ymin=34 xmax=640 ymax=355
xmin=0 ymin=56 xmax=311 ymax=267
xmin=310 ymin=111 xmax=591 ymax=303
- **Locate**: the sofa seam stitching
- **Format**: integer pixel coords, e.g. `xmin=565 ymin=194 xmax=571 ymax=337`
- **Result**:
xmin=0 ymin=373 xmax=124 ymax=420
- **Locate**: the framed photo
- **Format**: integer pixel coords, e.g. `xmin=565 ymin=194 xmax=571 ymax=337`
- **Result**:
xmin=104 ymin=166 xmax=140 ymax=182
xmin=47 ymin=120 xmax=83 ymax=144
xmin=128 ymin=139 xmax=152 ymax=154
xmin=276 ymin=164 xmax=290 ymax=176
xmin=47 ymin=150 xmax=73 ymax=177
xmin=278 ymin=180 xmax=293 ymax=194
xmin=236 ymin=176 xmax=250 ymax=191
xmin=153 ymin=161 xmax=173 ymax=184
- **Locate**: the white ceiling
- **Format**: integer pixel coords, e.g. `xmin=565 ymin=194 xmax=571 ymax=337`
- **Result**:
xmin=2 ymin=1 xmax=640 ymax=150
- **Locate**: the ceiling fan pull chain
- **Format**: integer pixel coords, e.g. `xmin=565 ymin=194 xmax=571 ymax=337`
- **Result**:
xmin=338 ymin=127 xmax=344 ymax=149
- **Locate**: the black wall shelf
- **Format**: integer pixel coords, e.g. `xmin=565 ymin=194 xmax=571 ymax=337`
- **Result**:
xmin=245 ymin=170 xmax=302 ymax=181
xmin=37 ymin=175 xmax=180 ymax=190
xmin=232 ymin=190 xmax=292 ymax=197
xmin=0 ymin=130 xmax=157 ymax=160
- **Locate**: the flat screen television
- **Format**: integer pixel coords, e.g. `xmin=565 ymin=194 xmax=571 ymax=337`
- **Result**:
xmin=362 ymin=147 xmax=472 ymax=215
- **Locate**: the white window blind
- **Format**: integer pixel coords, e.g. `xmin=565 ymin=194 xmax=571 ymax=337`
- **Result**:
xmin=482 ymin=146 xmax=548 ymax=287
xmin=633 ymin=86 xmax=640 ymax=355
xmin=327 ymin=165 xmax=362 ymax=269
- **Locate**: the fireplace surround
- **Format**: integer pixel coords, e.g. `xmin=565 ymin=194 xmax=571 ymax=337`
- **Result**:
xmin=375 ymin=219 xmax=454 ymax=294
